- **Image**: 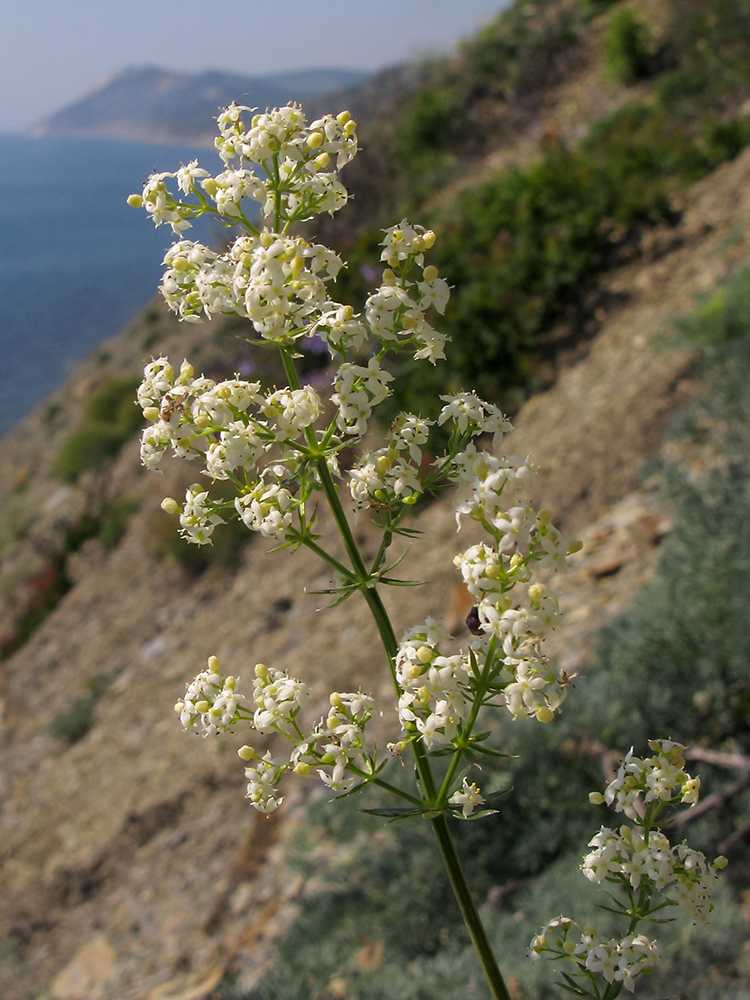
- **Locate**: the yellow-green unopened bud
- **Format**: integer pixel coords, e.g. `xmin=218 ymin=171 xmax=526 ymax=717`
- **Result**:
xmin=238 ymin=745 xmax=256 ymax=761
xmin=127 ymin=193 xmax=143 ymax=208
xmin=528 ymin=583 xmax=545 ymax=603
xmin=589 ymin=791 xmax=606 ymax=805
xmin=422 ymin=230 xmax=436 ymax=248
xmin=307 ymin=131 xmax=324 ymax=149
xmin=294 ymin=761 xmax=312 ymax=776
xmin=202 ymin=178 xmax=217 ymax=196
xmin=329 ymin=692 xmax=343 ymax=708
xmin=422 ymin=265 xmax=438 ymax=282
xmin=563 ymin=941 xmax=576 ymax=955
xmin=254 ymin=663 xmax=268 ymax=680
xmin=161 ymin=497 xmax=181 ymax=515
xmin=416 ymin=646 xmax=433 ymax=664
xmin=194 ymin=414 xmax=211 ymax=428
xmin=403 ymin=495 xmax=417 ymax=506
xmin=195 ymin=700 xmax=210 ymax=713
xmin=314 ymin=151 xmax=330 ymax=169
xmin=336 ymin=110 xmax=351 ymax=125
xmin=144 ymin=406 xmax=160 ymax=422
xmin=208 ymin=655 xmax=221 ymax=672
xmin=536 ymin=706 xmax=554 ymax=724
xmin=713 ymin=855 xmax=729 ymax=869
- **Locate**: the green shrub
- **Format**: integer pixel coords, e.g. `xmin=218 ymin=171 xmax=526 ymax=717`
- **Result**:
xmin=676 ymin=266 xmax=750 ymax=349
xmin=578 ymin=0 xmax=622 ymax=18
xmin=84 ymin=375 xmax=142 ymax=431
xmin=603 ymin=8 xmax=657 ymax=84
xmin=55 ymin=376 xmax=143 ymax=482
xmin=49 ymin=674 xmax=110 ymax=744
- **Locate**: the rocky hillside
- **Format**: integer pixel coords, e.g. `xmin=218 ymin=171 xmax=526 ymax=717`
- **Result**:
xmin=2 ymin=2 xmax=750 ymax=998
xmin=30 ymin=66 xmax=370 ymax=145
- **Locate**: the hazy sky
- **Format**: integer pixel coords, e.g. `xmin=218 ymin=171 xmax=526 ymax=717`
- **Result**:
xmin=0 ymin=1 xmax=510 ymax=132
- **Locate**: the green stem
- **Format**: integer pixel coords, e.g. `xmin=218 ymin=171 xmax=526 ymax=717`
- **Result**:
xmin=431 ymin=812 xmax=512 ymax=1000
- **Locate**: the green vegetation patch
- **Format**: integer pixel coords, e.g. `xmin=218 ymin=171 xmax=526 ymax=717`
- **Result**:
xmin=55 ymin=376 xmax=143 ymax=482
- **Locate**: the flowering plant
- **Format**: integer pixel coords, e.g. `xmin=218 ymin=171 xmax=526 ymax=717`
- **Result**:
xmin=130 ymin=103 xmax=723 ymax=998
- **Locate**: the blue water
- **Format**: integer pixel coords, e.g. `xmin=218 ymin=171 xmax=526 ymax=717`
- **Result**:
xmin=0 ymin=134 xmax=223 ymax=437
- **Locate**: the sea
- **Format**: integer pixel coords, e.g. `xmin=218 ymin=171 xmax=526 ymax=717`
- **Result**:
xmin=0 ymin=133 xmax=224 ymax=438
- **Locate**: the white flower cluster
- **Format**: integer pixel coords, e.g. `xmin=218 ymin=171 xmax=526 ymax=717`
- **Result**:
xmin=592 ymin=740 xmax=701 ymax=820
xmin=582 ymin=826 xmax=722 ymax=923
xmin=530 ymin=742 xmax=728 ymax=993
xmin=293 ymin=691 xmax=379 ymax=793
xmin=349 ymin=411 xmax=433 ymax=510
xmin=214 ymin=104 xmax=358 ymax=221
xmin=251 ymin=662 xmax=308 ymax=735
xmin=175 ymin=652 xmax=379 ymax=813
xmin=138 ymin=358 xmax=334 ymax=544
xmin=530 ymin=918 xmax=661 ymax=994
xmin=243 ymin=751 xmax=288 ymax=814
xmin=365 ymin=224 xmax=450 ymax=362
xmin=130 ymin=108 xmax=453 ymax=365
xmin=158 ymin=232 xmax=344 ymax=332
xmin=445 ymin=432 xmax=580 ymax=722
xmin=395 ymin=620 xmax=471 ymax=749
xmin=332 ymin=358 xmax=393 ymax=436
xmin=130 ymin=104 xmax=357 ymax=234
xmin=175 ymin=656 xmax=243 ymax=736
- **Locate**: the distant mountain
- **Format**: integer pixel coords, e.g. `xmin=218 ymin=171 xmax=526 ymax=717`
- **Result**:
xmin=29 ymin=66 xmax=372 ymax=145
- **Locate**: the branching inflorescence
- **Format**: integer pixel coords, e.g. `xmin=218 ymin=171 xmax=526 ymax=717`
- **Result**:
xmin=130 ymin=103 xmax=724 ymax=1000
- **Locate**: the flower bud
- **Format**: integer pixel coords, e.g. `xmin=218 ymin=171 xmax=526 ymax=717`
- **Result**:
xmin=336 ymin=110 xmax=351 ymax=125
xmin=195 ymin=700 xmax=209 ymax=713
xmin=294 ymin=761 xmax=312 ymax=776
xmin=536 ymin=706 xmax=554 ymax=723
xmin=713 ymin=855 xmax=729 ymax=870
xmin=208 ymin=655 xmax=221 ymax=672
xmin=127 ymin=193 xmax=143 ymax=208
xmin=161 ymin=497 xmax=181 ymax=515
xmin=202 ymin=177 xmax=217 ymax=196
xmin=423 ymin=265 xmax=438 ymax=282
xmin=143 ymin=406 xmax=160 ymax=422
xmin=307 ymin=131 xmax=324 ymax=149
xmin=588 ymin=791 xmax=605 ymax=805
xmin=238 ymin=745 xmax=256 ymax=760
xmin=422 ymin=230 xmax=436 ymax=248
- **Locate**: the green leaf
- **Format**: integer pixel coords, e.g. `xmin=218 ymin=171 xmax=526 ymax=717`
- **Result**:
xmin=360 ymin=806 xmax=425 ymax=820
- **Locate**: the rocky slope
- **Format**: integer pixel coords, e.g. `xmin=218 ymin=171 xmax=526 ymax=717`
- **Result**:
xmin=1 ymin=133 xmax=749 ymax=998
xmin=29 ymin=66 xmax=370 ymax=145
